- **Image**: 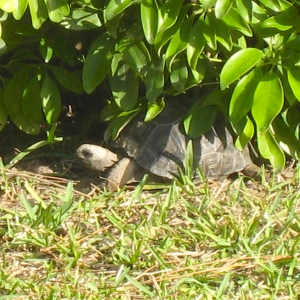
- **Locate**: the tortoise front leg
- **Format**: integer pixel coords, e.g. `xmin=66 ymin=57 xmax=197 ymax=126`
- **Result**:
xmin=105 ymin=158 xmax=142 ymax=191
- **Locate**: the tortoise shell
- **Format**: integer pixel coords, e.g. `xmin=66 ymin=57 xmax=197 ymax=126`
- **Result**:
xmin=111 ymin=105 xmax=251 ymax=180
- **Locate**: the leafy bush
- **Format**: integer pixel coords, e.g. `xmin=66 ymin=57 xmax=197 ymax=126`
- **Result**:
xmin=1 ymin=0 xmax=300 ymax=170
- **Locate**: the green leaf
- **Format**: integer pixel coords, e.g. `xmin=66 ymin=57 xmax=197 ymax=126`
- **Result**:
xmin=105 ymin=109 xmax=140 ymax=141
xmin=170 ymin=55 xmax=188 ymax=93
xmin=154 ymin=5 xmax=188 ymax=55
xmin=45 ymin=0 xmax=70 ymax=23
xmin=60 ymin=7 xmax=102 ymax=30
xmin=235 ymin=0 xmax=252 ymax=23
xmin=229 ymin=68 xmax=262 ymax=125
xmin=279 ymin=68 xmax=296 ymax=106
xmin=187 ymin=17 xmax=205 ymax=70
xmin=39 ymin=38 xmax=53 ymax=63
xmin=144 ymin=98 xmax=165 ymax=122
xmin=202 ymin=0 xmax=216 ymax=11
xmin=281 ymin=107 xmax=300 ymax=139
xmin=215 ymin=0 xmax=232 ymax=19
xmin=101 ymin=101 xmax=122 ymax=122
xmin=0 ymin=11 xmax=7 ymax=22
xmin=259 ymin=0 xmax=281 ymax=12
xmin=109 ymin=56 xmax=139 ymax=111
xmin=285 ymin=36 xmax=300 ymax=50
xmin=251 ymin=2 xmax=267 ymax=24
xmin=105 ymin=0 xmax=133 ymax=21
xmin=287 ymin=66 xmax=300 ymax=102
xmin=4 ymin=69 xmax=28 ymax=118
xmin=220 ymin=48 xmax=263 ymax=89
xmin=51 ymin=66 xmax=83 ymax=94
xmin=41 ymin=73 xmax=61 ymax=125
xmin=5 ymin=70 xmax=43 ymax=134
xmin=120 ymin=40 xmax=150 ymax=76
xmin=12 ymin=0 xmax=28 ymax=19
xmin=0 ymin=87 xmax=7 ymax=131
xmin=165 ymin=15 xmax=194 ymax=71
xmin=141 ymin=0 xmax=158 ymax=44
xmin=0 ymin=38 xmax=5 ymax=55
xmin=184 ymin=102 xmax=217 ymax=138
xmin=211 ymin=16 xmax=232 ymax=51
xmin=261 ymin=6 xmax=300 ymax=31
xmin=157 ymin=0 xmax=184 ymax=34
xmin=105 ymin=13 xmax=122 ymax=38
xmin=262 ymin=19 xmax=292 ymax=31
xmin=184 ymin=140 xmax=194 ymax=179
xmin=22 ymin=76 xmax=43 ymax=125
xmin=0 ymin=0 xmax=18 ymax=12
xmin=279 ymin=0 xmax=293 ymax=10
xmin=40 ymin=30 xmax=79 ymax=66
xmin=202 ymin=90 xmax=226 ymax=106
xmin=202 ymin=13 xmax=217 ymax=50
xmin=257 ymin=130 xmax=285 ymax=171
xmin=83 ymin=34 xmax=114 ymax=93
xmin=271 ymin=117 xmax=300 ymax=159
xmin=28 ymin=0 xmax=48 ymax=29
xmin=257 ymin=130 xmax=273 ymax=159
xmin=9 ymin=49 xmax=40 ymax=64
xmin=252 ymin=72 xmax=284 ymax=132
xmin=222 ymin=7 xmax=252 ymax=36
xmin=190 ymin=58 xmax=206 ymax=84
xmin=145 ymin=65 xmax=164 ymax=101
xmin=233 ymin=116 xmax=254 ymax=150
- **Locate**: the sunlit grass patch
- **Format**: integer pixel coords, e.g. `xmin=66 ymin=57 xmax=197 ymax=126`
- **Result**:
xmin=0 ymin=168 xmax=300 ymax=299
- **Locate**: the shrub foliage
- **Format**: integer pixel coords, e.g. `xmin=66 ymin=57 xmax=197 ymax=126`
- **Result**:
xmin=1 ymin=0 xmax=300 ymax=169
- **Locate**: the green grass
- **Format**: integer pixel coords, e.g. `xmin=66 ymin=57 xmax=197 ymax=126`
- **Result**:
xmin=1 ymin=167 xmax=300 ymax=299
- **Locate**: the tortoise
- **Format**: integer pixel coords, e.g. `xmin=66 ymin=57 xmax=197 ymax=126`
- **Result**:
xmin=77 ymin=105 xmax=260 ymax=190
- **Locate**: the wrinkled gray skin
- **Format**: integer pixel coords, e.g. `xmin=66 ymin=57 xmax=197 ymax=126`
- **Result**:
xmin=77 ymin=106 xmax=260 ymax=191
